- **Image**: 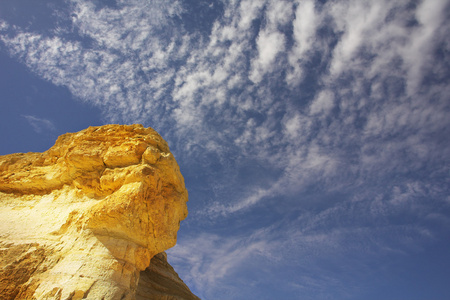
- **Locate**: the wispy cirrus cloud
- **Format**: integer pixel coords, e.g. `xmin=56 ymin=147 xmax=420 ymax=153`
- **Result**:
xmin=1 ymin=0 xmax=190 ymax=128
xmin=22 ymin=115 xmax=56 ymax=134
xmin=170 ymin=180 xmax=440 ymax=299
xmin=286 ymin=0 xmax=319 ymax=85
xmin=249 ymin=29 xmax=285 ymax=83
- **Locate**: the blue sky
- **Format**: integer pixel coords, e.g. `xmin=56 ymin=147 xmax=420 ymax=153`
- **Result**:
xmin=1 ymin=0 xmax=450 ymax=299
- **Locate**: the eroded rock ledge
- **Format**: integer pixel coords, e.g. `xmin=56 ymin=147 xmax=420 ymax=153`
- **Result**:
xmin=0 ymin=124 xmax=199 ymax=300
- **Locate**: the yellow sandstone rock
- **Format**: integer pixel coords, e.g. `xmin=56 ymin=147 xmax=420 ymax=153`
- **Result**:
xmin=0 ymin=124 xmax=198 ymax=300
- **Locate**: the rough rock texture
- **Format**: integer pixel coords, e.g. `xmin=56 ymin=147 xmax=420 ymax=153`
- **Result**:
xmin=137 ymin=252 xmax=200 ymax=300
xmin=0 ymin=124 xmax=198 ymax=300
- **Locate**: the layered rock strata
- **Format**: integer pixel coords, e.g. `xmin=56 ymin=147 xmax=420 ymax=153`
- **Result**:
xmin=137 ymin=252 xmax=200 ymax=300
xmin=0 ymin=124 xmax=198 ymax=299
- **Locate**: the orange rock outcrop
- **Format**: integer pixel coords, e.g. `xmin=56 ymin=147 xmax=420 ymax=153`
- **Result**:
xmin=0 ymin=124 xmax=198 ymax=299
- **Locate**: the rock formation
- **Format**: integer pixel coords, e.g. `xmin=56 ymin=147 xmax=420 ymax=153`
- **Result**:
xmin=0 ymin=124 xmax=199 ymax=300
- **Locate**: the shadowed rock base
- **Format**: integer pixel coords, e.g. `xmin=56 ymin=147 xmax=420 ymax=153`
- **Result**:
xmin=137 ymin=252 xmax=200 ymax=300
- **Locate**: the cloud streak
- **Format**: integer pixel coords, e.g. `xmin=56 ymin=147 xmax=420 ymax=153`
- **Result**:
xmin=22 ymin=115 xmax=56 ymax=134
xmin=169 ymin=181 xmax=439 ymax=299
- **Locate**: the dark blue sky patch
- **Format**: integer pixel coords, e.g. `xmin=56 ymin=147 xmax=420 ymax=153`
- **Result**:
xmin=90 ymin=0 xmax=120 ymax=11
xmin=0 ymin=51 xmax=103 ymax=155
xmin=0 ymin=1 xmax=66 ymax=35
xmin=177 ymin=0 xmax=224 ymax=37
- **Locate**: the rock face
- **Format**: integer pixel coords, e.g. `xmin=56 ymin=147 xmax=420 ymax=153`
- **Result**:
xmin=0 ymin=124 xmax=199 ymax=299
xmin=137 ymin=253 xmax=200 ymax=300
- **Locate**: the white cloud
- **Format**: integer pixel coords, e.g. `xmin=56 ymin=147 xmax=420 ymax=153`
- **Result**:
xmin=22 ymin=115 xmax=56 ymax=134
xmin=172 ymin=187 xmax=438 ymax=298
xmin=70 ymin=0 xmax=182 ymax=52
xmin=204 ymin=187 xmax=274 ymax=216
xmin=0 ymin=20 xmax=8 ymax=31
xmin=1 ymin=0 xmax=190 ymax=128
xmin=400 ymin=0 xmax=449 ymax=95
xmin=167 ymin=230 xmax=279 ymax=299
xmin=237 ymin=0 xmax=266 ymax=31
xmin=266 ymin=0 xmax=293 ymax=28
xmin=250 ymin=29 xmax=286 ymax=83
xmin=291 ymin=0 xmax=318 ymax=57
xmin=309 ymin=89 xmax=334 ymax=115
xmin=325 ymin=0 xmax=450 ymax=99
xmin=283 ymin=113 xmax=304 ymax=139
xmin=328 ymin=0 xmax=388 ymax=76
xmin=286 ymin=0 xmax=319 ymax=85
